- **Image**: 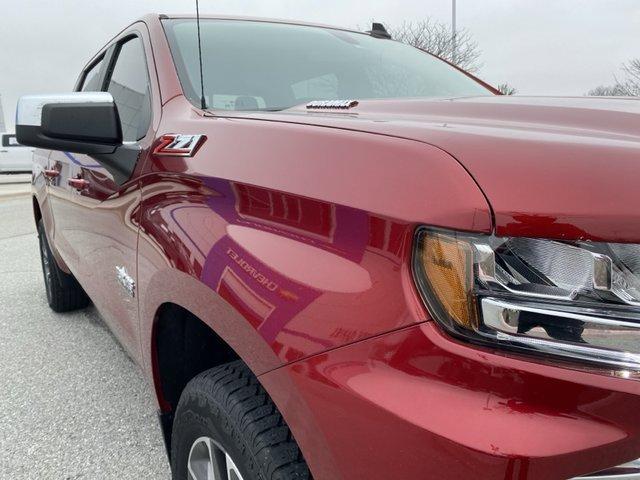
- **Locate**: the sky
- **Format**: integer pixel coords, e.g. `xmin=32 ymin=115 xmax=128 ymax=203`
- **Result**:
xmin=1 ymin=0 xmax=639 ymax=130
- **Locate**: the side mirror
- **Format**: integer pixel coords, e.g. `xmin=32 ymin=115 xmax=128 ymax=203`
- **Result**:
xmin=16 ymin=92 xmax=122 ymax=155
xmin=2 ymin=134 xmax=20 ymax=147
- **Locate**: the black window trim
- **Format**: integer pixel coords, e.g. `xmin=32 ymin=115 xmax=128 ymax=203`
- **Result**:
xmin=74 ymin=30 xmax=154 ymax=143
xmin=74 ymin=52 xmax=108 ymax=93
xmin=105 ymin=32 xmax=154 ymax=142
xmin=98 ymin=44 xmax=119 ymax=92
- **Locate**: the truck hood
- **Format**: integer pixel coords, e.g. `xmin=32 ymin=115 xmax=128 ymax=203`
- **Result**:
xmin=246 ymin=96 xmax=640 ymax=242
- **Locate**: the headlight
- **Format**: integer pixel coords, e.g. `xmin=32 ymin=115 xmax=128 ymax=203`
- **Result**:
xmin=413 ymin=228 xmax=640 ymax=373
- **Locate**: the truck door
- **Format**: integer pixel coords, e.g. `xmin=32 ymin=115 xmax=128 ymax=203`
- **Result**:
xmin=47 ymin=53 xmax=107 ymax=270
xmin=48 ymin=30 xmax=157 ymax=362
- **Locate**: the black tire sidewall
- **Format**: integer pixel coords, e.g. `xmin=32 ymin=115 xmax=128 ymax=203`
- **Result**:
xmin=36 ymin=219 xmax=89 ymax=312
xmin=171 ymin=388 xmax=262 ymax=480
xmin=37 ymin=220 xmax=56 ymax=303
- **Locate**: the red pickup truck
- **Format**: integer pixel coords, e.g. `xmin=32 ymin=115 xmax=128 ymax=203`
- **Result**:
xmin=16 ymin=14 xmax=640 ymax=480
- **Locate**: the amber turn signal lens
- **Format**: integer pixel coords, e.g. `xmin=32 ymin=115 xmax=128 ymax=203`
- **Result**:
xmin=419 ymin=232 xmax=477 ymax=329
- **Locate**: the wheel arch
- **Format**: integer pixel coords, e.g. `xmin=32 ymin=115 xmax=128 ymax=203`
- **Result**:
xmin=32 ymin=194 xmax=71 ymax=274
xmin=32 ymin=195 xmax=42 ymax=227
xmin=151 ymin=302 xmax=240 ymax=412
xmin=141 ymin=269 xmax=283 ymax=454
xmin=151 ymin=301 xmax=241 ymax=456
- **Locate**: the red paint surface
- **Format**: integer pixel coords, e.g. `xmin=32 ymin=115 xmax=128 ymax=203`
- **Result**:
xmin=30 ymin=14 xmax=640 ymax=480
xmin=261 ymin=323 xmax=640 ymax=479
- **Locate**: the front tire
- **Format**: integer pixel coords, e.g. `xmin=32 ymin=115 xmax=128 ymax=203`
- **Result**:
xmin=37 ymin=220 xmax=90 ymax=312
xmin=171 ymin=361 xmax=311 ymax=480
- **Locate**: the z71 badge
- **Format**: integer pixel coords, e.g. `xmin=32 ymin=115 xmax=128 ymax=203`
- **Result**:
xmin=153 ymin=134 xmax=206 ymax=157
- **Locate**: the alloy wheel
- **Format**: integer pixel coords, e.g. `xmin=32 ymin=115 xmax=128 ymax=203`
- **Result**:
xmin=187 ymin=436 xmax=245 ymax=480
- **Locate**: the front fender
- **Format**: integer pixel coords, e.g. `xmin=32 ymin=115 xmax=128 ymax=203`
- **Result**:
xmin=137 ymin=107 xmax=493 ymax=408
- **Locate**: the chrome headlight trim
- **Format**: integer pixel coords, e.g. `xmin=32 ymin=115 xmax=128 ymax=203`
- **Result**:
xmin=412 ymin=227 xmax=640 ymax=374
xmin=481 ymin=298 xmax=640 ymax=371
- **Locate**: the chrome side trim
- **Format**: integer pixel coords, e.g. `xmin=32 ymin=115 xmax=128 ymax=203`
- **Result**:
xmin=576 ymin=459 xmax=640 ymax=479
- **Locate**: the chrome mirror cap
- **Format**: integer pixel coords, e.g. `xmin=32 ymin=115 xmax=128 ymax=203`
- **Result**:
xmin=15 ymin=92 xmax=121 ymax=155
xmin=16 ymin=92 xmax=115 ymax=127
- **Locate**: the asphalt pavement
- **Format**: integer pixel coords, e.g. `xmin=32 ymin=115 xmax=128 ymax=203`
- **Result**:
xmin=0 ymin=183 xmax=170 ymax=478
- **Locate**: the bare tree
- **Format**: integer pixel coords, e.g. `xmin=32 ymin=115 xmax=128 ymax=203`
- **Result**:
xmin=389 ymin=20 xmax=482 ymax=73
xmin=588 ymin=85 xmax=629 ymax=96
xmin=496 ymin=83 xmax=517 ymax=95
xmin=588 ymin=59 xmax=640 ymax=96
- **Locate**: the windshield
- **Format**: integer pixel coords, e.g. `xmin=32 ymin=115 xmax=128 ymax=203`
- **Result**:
xmin=162 ymin=19 xmax=493 ymax=111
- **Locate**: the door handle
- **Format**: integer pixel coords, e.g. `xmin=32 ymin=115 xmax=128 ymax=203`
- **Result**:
xmin=68 ymin=178 xmax=89 ymax=190
xmin=44 ymin=169 xmax=60 ymax=178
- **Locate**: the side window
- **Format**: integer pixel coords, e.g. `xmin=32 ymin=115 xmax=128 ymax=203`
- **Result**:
xmin=80 ymin=56 xmax=105 ymax=92
xmin=107 ymin=37 xmax=152 ymax=142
